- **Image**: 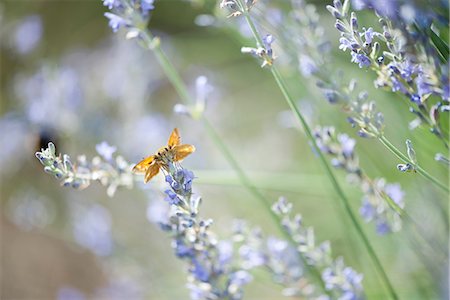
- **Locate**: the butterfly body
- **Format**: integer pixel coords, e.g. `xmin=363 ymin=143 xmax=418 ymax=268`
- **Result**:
xmin=133 ymin=128 xmax=195 ymax=183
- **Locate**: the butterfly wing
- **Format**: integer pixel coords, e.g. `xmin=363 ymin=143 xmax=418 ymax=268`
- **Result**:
xmin=132 ymin=155 xmax=155 ymax=174
xmin=167 ymin=128 xmax=181 ymax=147
xmin=173 ymin=144 xmax=196 ymax=161
xmin=144 ymin=163 xmax=160 ymax=183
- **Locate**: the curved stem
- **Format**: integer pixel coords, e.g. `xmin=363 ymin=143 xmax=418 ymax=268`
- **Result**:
xmin=378 ymin=135 xmax=449 ymax=193
xmin=138 ymin=28 xmax=328 ymax=294
xmin=238 ymin=5 xmax=398 ymax=299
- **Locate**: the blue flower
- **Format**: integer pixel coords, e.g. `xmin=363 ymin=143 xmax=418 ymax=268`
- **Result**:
xmin=165 ymin=174 xmax=173 ymax=184
xmin=363 ymin=27 xmax=374 ymax=44
xmin=390 ymin=77 xmax=406 ymax=93
xmin=95 ymin=141 xmax=117 ymax=161
xmin=104 ymin=12 xmax=127 ymax=33
xmin=410 ymin=93 xmax=421 ymax=104
xmin=359 ymin=200 xmax=374 ymax=221
xmin=239 ymin=245 xmax=265 ymax=268
xmin=192 ymin=259 xmax=210 ymax=282
xmin=299 ymin=54 xmax=318 ymax=77
xmin=337 ymin=134 xmax=356 ymax=157
xmin=229 ymin=270 xmax=252 ymax=286
xmin=399 ymin=60 xmax=416 ymax=82
xmin=262 ymin=34 xmax=274 ymax=56
xmin=174 ymin=239 xmax=193 ymax=258
xmin=324 ymin=89 xmax=339 ymax=103
xmin=351 ymin=52 xmax=371 ymax=68
xmin=376 ymin=220 xmax=391 ymax=235
xmin=102 ymin=0 xmax=117 ymax=9
xmin=415 ymin=73 xmax=433 ymax=97
xmin=343 ymin=267 xmax=363 ymax=288
xmin=384 ymin=183 xmax=404 ymax=206
xmin=164 ymin=189 xmax=181 ymax=205
xmin=217 ymin=241 xmax=233 ymax=266
xmin=339 ymin=37 xmax=353 ymax=51
xmin=141 ymin=0 xmax=155 ymax=15
xmin=14 ymin=15 xmax=43 ymax=55
xmin=443 ymin=86 xmax=450 ymax=101
xmin=177 ymin=169 xmax=195 ymax=193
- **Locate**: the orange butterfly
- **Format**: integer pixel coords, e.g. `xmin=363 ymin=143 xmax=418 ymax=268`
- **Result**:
xmin=133 ymin=128 xmax=196 ymax=183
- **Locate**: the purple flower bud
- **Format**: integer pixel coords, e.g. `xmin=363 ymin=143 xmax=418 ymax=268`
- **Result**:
xmin=335 ymin=20 xmax=346 ymax=32
xmin=363 ymin=27 xmax=374 ymax=44
xmin=410 ymin=94 xmax=421 ymax=104
xmin=347 ymin=117 xmax=356 ymax=127
xmin=104 ymin=12 xmax=127 ymax=33
xmin=102 ymin=0 xmax=117 ymax=9
xmin=141 ymin=0 xmax=155 ymax=15
xmin=351 ymin=12 xmax=358 ymax=31
xmin=327 ymin=5 xmax=342 ymax=18
xmin=357 ymin=130 xmax=369 ymax=138
xmin=351 ymin=52 xmax=371 ymax=68
xmin=192 ymin=259 xmax=210 ymax=282
xmin=333 ymin=0 xmax=342 ymax=10
xmin=376 ymin=220 xmax=391 ymax=235
xmin=360 ymin=200 xmax=374 ymax=221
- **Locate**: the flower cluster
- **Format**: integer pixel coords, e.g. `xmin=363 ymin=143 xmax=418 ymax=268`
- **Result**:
xmin=36 ymin=139 xmax=369 ymax=299
xmin=35 ymin=142 xmax=134 ymax=197
xmin=272 ymin=198 xmax=364 ymax=299
xmin=241 ymin=34 xmax=276 ymax=68
xmin=260 ymin=1 xmax=384 ymax=139
xmin=156 ymin=161 xmax=252 ymax=300
xmin=328 ymin=0 xmax=449 ymax=143
xmin=220 ymin=1 xmax=276 ymax=67
xmin=346 ymin=89 xmax=385 ymax=138
xmin=314 ymin=127 xmax=405 ymax=234
xmin=219 ymin=0 xmax=258 ymax=18
xmin=288 ymin=0 xmax=329 ymax=78
xmin=229 ymin=220 xmax=311 ymax=298
xmin=103 ymin=0 xmax=155 ymax=36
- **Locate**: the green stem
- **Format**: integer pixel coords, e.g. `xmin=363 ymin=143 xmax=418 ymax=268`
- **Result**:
xmin=239 ymin=5 xmax=398 ymax=299
xmin=138 ymin=28 xmax=328 ymax=293
xmin=378 ymin=135 xmax=449 ymax=193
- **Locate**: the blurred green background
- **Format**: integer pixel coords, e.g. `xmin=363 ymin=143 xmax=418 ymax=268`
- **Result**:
xmin=1 ymin=0 xmax=448 ymax=299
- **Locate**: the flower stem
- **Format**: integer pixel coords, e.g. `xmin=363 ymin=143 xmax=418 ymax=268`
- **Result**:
xmin=138 ymin=29 xmax=329 ymax=294
xmin=239 ymin=6 xmax=398 ymax=299
xmin=378 ymin=135 xmax=449 ymax=193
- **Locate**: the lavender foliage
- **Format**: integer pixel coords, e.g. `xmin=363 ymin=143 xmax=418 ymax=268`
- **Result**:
xmin=314 ymin=126 xmax=405 ymax=234
xmin=35 ymin=142 xmax=133 ymax=197
xmin=329 ymin=0 xmax=449 ymax=144
xmin=271 ymin=198 xmax=364 ymax=299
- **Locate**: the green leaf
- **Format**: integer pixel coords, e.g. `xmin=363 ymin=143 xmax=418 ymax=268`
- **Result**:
xmin=428 ymin=28 xmax=449 ymax=63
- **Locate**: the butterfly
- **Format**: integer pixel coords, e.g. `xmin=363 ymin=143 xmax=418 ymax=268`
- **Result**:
xmin=132 ymin=128 xmax=196 ymax=183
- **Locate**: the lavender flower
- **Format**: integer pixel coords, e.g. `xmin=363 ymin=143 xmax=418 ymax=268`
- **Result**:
xmin=241 ymin=34 xmax=276 ymax=68
xmin=351 ymin=52 xmax=370 ymax=68
xmin=13 ymin=15 xmax=43 ymax=54
xmin=219 ymin=0 xmax=258 ymax=18
xmin=329 ymin=0 xmax=449 ymax=144
xmin=272 ymin=198 xmax=364 ymax=299
xmin=102 ymin=0 xmax=156 ymax=36
xmin=314 ymin=127 xmax=405 ymax=234
xmin=35 ymin=142 xmax=133 ymax=197
xmin=151 ymin=161 xmax=252 ymax=300
xmin=104 ymin=12 xmax=128 ymax=33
